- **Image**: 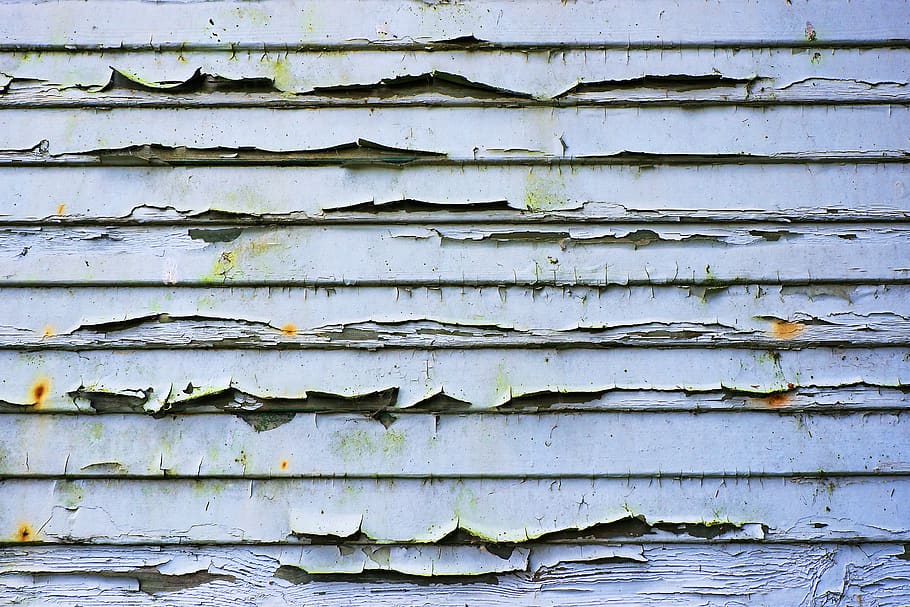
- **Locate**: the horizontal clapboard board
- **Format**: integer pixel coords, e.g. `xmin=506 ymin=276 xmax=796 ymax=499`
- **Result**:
xmin=0 ymin=223 xmax=907 ymax=285
xmin=0 ymin=47 xmax=908 ymax=106
xmin=3 ymin=476 xmax=908 ymax=544
xmin=1 ymin=543 xmax=907 ymax=605
xmin=2 ymin=106 xmax=908 ymax=157
xmin=1 ymin=0 xmax=908 ymax=49
xmin=3 ymin=163 xmax=908 ymax=223
xmin=3 ymin=410 xmax=906 ymax=477
xmin=0 ymin=284 xmax=906 ymax=349
xmin=2 ymin=347 xmax=907 ymax=411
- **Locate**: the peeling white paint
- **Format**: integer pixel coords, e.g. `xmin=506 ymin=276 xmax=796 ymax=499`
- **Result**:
xmin=3 ymin=0 xmax=909 ymax=603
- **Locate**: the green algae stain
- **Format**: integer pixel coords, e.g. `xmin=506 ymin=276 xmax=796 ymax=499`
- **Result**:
xmin=332 ymin=430 xmax=374 ymax=459
xmin=493 ymin=361 xmax=512 ymax=403
xmin=87 ymin=421 xmax=104 ymax=442
xmin=381 ymin=429 xmax=406 ymax=455
xmin=54 ymin=480 xmax=85 ymax=508
xmin=202 ymin=250 xmax=236 ymax=284
xmin=233 ymin=6 xmax=272 ymax=27
xmin=524 ymin=170 xmax=566 ymax=211
xmin=261 ymin=55 xmax=304 ymax=91
xmin=453 ymin=484 xmax=479 ymax=517
xmin=332 ymin=429 xmax=406 ymax=460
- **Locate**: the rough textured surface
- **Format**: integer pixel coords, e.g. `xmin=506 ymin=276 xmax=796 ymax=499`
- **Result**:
xmin=1 ymin=1 xmax=908 ymax=604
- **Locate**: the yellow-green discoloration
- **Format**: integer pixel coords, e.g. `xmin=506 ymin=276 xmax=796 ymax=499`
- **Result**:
xmin=232 ymin=6 xmax=272 ymax=27
xmin=263 ymin=56 xmax=302 ymax=91
xmin=332 ymin=429 xmax=407 ymax=459
xmin=87 ymin=421 xmax=104 ymax=442
xmin=524 ymin=170 xmax=566 ymax=211
xmin=54 ymin=480 xmax=85 ymax=508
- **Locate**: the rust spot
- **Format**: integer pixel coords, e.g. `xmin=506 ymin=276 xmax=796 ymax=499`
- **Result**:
xmin=769 ymin=319 xmax=805 ymax=339
xmin=41 ymin=325 xmax=54 ymax=338
xmin=279 ymin=459 xmax=289 ymax=470
xmin=55 ymin=204 xmax=66 ymax=215
xmin=280 ymin=323 xmax=297 ymax=336
xmin=15 ymin=523 xmax=34 ymax=542
xmin=30 ymin=377 xmax=50 ymax=406
xmin=763 ymin=393 xmax=791 ymax=408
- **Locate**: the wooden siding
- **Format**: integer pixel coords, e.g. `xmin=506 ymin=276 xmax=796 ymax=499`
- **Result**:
xmin=1 ymin=1 xmax=909 ymax=605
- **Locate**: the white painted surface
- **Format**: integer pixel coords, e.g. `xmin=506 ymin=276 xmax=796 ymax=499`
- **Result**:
xmin=1 ymin=1 xmax=908 ymax=604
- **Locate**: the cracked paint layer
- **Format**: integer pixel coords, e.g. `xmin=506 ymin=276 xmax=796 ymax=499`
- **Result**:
xmin=2 ymin=543 xmax=908 ymax=605
xmin=2 ymin=476 xmax=908 ymax=545
xmin=1 ymin=162 xmax=907 ymax=222
xmin=3 ymin=0 xmax=910 ymax=601
xmin=0 ymin=347 xmax=907 ymax=412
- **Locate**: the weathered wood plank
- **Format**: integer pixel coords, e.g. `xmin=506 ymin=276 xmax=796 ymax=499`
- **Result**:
xmin=0 ymin=542 xmax=644 ymax=580
xmin=1 ymin=1 xmax=907 ymax=49
xmin=2 ymin=284 xmax=906 ymax=350
xmin=1 ymin=543 xmax=907 ymax=606
xmin=0 ymin=347 xmax=906 ymax=412
xmin=11 ymin=80 xmax=910 ymax=108
xmin=2 ymin=476 xmax=907 ymax=543
xmin=2 ymin=47 xmax=908 ymax=102
xmin=16 ymin=317 xmax=910 ymax=349
xmin=1 ymin=223 xmax=907 ymax=286
xmin=3 ymin=106 xmax=908 ymax=158
xmin=3 ymin=163 xmax=908 ymax=223
xmin=2 ymin=411 xmax=905 ymax=478
xmin=13 ymin=319 xmax=910 ymax=350
xmin=22 ymin=386 xmax=910 ymax=415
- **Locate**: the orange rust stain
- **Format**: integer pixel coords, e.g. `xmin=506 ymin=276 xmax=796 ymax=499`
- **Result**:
xmin=55 ymin=204 xmax=66 ymax=215
xmin=769 ymin=319 xmax=805 ymax=339
xmin=280 ymin=323 xmax=297 ymax=336
xmin=279 ymin=460 xmax=289 ymax=470
xmin=15 ymin=523 xmax=34 ymax=542
xmin=41 ymin=325 xmax=54 ymax=338
xmin=30 ymin=377 xmax=50 ymax=406
xmin=764 ymin=393 xmax=791 ymax=408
